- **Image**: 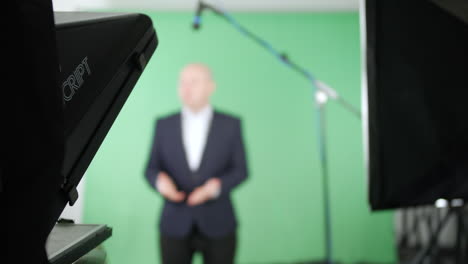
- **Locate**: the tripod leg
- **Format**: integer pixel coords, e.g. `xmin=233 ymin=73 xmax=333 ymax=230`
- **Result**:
xmin=410 ymin=208 xmax=453 ymax=264
xmin=455 ymin=207 xmax=466 ymax=264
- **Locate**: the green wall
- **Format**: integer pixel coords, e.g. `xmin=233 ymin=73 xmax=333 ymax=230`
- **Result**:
xmin=84 ymin=11 xmax=395 ymax=264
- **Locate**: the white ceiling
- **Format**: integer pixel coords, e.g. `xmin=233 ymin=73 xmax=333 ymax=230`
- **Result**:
xmin=53 ymin=0 xmax=359 ymax=12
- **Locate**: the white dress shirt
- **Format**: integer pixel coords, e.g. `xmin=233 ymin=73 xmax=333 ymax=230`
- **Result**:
xmin=157 ymin=105 xmax=220 ymax=199
xmin=181 ymin=105 xmax=213 ymax=172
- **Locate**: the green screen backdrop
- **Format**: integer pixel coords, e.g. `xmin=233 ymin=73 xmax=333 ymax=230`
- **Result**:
xmin=83 ymin=11 xmax=396 ymax=264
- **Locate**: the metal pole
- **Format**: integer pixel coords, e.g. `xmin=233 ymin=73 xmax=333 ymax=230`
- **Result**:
xmin=316 ymin=91 xmax=333 ymax=264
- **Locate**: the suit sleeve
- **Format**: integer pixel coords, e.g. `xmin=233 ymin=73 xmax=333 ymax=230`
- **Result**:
xmin=218 ymin=119 xmax=248 ymax=196
xmin=145 ymin=119 xmax=163 ymax=190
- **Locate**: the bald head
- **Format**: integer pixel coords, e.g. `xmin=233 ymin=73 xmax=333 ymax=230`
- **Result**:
xmin=178 ymin=63 xmax=216 ymax=112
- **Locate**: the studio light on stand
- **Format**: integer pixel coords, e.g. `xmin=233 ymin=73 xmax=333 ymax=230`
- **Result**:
xmin=191 ymin=1 xmax=361 ymax=263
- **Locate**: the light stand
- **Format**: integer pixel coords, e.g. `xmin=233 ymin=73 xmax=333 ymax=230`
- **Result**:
xmin=315 ymin=89 xmax=334 ymax=264
xmin=403 ymin=201 xmax=468 ymax=264
xmin=194 ymin=2 xmax=361 ymax=264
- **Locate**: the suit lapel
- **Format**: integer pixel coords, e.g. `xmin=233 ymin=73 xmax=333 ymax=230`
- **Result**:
xmin=174 ymin=113 xmax=191 ymax=173
xmin=197 ymin=112 xmax=217 ymax=174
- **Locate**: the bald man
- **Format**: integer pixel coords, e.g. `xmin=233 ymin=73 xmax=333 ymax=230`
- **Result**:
xmin=145 ymin=64 xmax=248 ymax=264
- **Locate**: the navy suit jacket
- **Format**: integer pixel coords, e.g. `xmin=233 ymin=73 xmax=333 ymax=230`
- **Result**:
xmin=145 ymin=110 xmax=248 ymax=238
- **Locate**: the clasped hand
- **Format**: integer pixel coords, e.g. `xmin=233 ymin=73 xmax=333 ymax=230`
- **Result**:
xmin=156 ymin=172 xmax=221 ymax=206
